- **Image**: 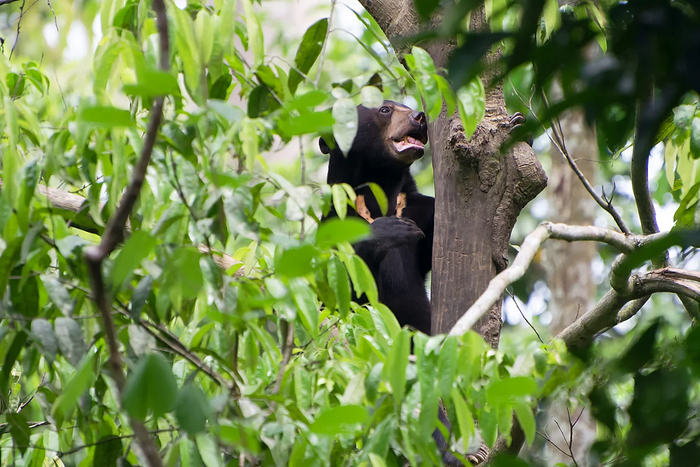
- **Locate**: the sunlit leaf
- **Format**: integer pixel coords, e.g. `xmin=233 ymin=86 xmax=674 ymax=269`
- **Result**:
xmin=310 ymin=405 xmax=368 ymax=435
xmin=332 ymin=98 xmax=358 ymax=155
xmin=383 ymin=329 xmax=410 ymax=408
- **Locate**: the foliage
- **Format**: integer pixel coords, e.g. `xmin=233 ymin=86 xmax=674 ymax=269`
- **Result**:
xmin=0 ymin=0 xmax=698 ymax=466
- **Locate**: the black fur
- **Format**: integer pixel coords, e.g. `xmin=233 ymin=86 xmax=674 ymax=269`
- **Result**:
xmin=320 ymin=101 xmax=463 ymax=466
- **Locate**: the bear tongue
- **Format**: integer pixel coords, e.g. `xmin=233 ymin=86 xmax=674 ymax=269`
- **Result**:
xmin=393 ymin=135 xmax=424 ymax=152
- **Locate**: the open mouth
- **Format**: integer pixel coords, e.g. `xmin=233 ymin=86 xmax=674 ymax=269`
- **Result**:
xmin=392 ymin=134 xmax=427 ymax=153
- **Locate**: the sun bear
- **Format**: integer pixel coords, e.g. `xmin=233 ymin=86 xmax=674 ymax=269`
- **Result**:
xmin=320 ymin=100 xmax=434 ymax=335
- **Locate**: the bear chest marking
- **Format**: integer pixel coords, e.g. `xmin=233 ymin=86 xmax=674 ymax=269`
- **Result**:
xmin=356 ymin=192 xmax=407 ymax=223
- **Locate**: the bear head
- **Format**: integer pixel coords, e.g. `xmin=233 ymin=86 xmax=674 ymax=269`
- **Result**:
xmin=319 ymin=100 xmax=428 ymax=167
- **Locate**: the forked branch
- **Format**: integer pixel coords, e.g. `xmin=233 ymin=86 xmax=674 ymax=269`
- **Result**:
xmin=83 ymin=1 xmax=168 ymax=466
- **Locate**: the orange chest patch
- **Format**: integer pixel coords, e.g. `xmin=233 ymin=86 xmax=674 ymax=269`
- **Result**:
xmin=355 ymin=193 xmax=406 ymax=223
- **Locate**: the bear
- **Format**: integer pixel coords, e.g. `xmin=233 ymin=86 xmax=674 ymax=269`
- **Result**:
xmin=320 ymin=100 xmax=465 ymax=465
xmin=320 ymin=100 xmax=434 ymax=335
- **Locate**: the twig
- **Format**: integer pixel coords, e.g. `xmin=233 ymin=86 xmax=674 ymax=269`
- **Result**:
xmin=506 ymin=289 xmax=544 ymax=344
xmin=46 ymin=0 xmax=58 ymax=32
xmin=9 ymin=0 xmax=25 ymax=60
xmin=537 ymin=431 xmax=571 ymax=457
xmin=510 ymin=79 xmax=631 ymax=235
xmin=83 ymin=1 xmax=169 ymax=466
xmin=314 ymin=0 xmax=336 ymax=88
xmin=271 ymin=320 xmax=295 ymax=395
xmin=58 ymin=428 xmax=176 ymax=458
xmin=542 ymin=91 xmax=631 ymax=235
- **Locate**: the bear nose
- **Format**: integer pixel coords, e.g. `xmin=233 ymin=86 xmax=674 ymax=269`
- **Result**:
xmin=411 ymin=111 xmax=426 ymax=124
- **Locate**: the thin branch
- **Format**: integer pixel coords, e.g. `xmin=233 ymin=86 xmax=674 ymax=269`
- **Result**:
xmin=0 ymin=0 xmax=22 ymax=5
xmin=58 ymin=428 xmax=176 ymax=458
xmin=272 ymin=320 xmax=296 ymax=395
xmin=83 ymin=1 xmax=169 ymax=466
xmin=539 ymin=87 xmax=631 ymax=235
xmin=314 ymin=0 xmax=336 ymax=88
xmin=537 ymin=431 xmax=571 ymax=457
xmin=9 ymin=0 xmax=25 ymax=60
xmin=506 ymin=289 xmax=544 ymax=344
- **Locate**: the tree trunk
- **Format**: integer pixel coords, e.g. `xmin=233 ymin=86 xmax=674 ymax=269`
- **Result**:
xmin=359 ymin=0 xmax=547 ymax=347
xmin=543 ymin=103 xmax=599 ymax=465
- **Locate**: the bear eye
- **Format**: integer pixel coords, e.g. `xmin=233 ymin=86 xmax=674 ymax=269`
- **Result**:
xmin=379 ymin=106 xmax=391 ymax=114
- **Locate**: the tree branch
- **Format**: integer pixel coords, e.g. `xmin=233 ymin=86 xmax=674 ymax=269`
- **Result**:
xmin=83 ymin=2 xmax=168 ymax=466
xmin=0 ymin=180 xmax=242 ymax=272
xmin=448 ymin=221 xmax=658 ymax=336
xmin=514 ymin=83 xmax=631 ymax=235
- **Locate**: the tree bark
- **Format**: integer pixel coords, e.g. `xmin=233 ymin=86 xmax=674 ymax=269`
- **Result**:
xmin=359 ymin=0 xmax=547 ymax=347
xmin=543 ymin=102 xmax=599 ymax=464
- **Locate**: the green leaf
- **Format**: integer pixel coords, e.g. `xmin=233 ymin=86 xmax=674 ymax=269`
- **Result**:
xmin=122 ymin=353 xmax=178 ymax=420
xmin=241 ymin=119 xmax=259 ymax=172
xmin=327 ymin=256 xmax=351 ymax=317
xmin=543 ymin=0 xmax=560 ymax=40
xmin=383 ymin=329 xmax=410 ymax=408
xmin=351 ymin=255 xmax=378 ymax=304
xmin=288 ymin=18 xmax=328 ymax=94
xmin=176 ymin=383 xmax=212 ymax=435
xmin=410 ymin=47 xmax=436 ymax=74
xmin=366 ymin=182 xmax=389 ymax=216
xmin=437 ymin=336 xmax=458 ymax=399
xmin=487 ymin=376 xmax=538 ymax=403
xmin=41 ymin=274 xmax=75 ymax=316
xmin=331 ymin=184 xmax=348 ymax=220
xmin=690 ymin=116 xmax=700 ymax=159
xmin=361 ymin=86 xmax=384 ymax=108
xmin=122 ymin=70 xmax=179 ymax=98
xmin=451 ymin=388 xmax=475 ymax=454
xmin=52 ymin=353 xmax=96 ymax=424
xmin=276 ymin=244 xmax=319 ymax=277
xmin=7 ymin=412 xmax=30 ymax=454
xmin=79 ymin=106 xmax=135 ymax=127
xmin=111 ymin=230 xmax=157 ymax=291
xmin=332 ymin=98 xmax=358 ymax=155
xmin=316 ymin=217 xmax=372 ymax=248
xmin=93 ymin=436 xmax=121 ymax=467
xmin=162 ymin=248 xmax=204 ymax=300
xmin=54 ymin=317 xmax=87 ymax=367
xmin=373 ymin=303 xmax=401 ymax=341
xmin=514 ymin=402 xmax=536 ymax=447
xmin=196 ymin=434 xmax=222 ymax=467
xmin=665 ymin=141 xmax=678 ymax=188
xmin=434 ymin=74 xmax=456 ymax=116
xmin=220 ymin=422 xmax=261 ymax=454
xmin=310 ymin=405 xmax=369 ymax=435
xmin=289 ymin=278 xmax=319 ymax=336
xmin=243 ymin=0 xmax=264 ymax=68
xmin=415 ymin=0 xmax=441 ymax=20
xmin=172 ymin=5 xmax=204 ymax=104
xmin=416 ymin=334 xmax=439 ymax=440
xmin=673 ymin=105 xmax=695 ymax=132
xmin=0 ymin=331 xmax=27 ymax=406
xmin=278 ymin=110 xmax=334 ymax=136
xmin=30 ymin=319 xmax=58 ymax=363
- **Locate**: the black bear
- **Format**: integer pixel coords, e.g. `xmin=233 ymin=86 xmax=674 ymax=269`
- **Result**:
xmin=320 ymin=100 xmax=470 ymax=465
xmin=320 ymin=100 xmax=434 ymax=335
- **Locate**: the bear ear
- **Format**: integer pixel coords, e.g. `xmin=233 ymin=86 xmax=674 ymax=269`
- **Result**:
xmin=319 ymin=137 xmax=331 ymax=154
